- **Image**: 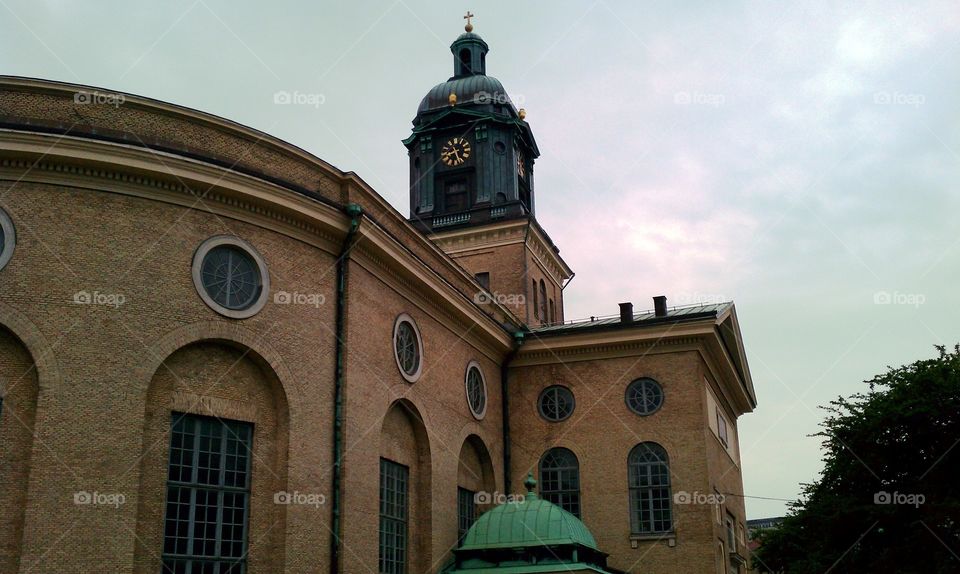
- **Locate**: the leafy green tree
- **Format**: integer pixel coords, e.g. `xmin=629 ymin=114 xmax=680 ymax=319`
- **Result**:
xmin=754 ymin=345 xmax=960 ymax=573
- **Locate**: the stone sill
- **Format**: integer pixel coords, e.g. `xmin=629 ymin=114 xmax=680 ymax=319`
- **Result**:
xmin=629 ymin=533 xmax=677 ymax=548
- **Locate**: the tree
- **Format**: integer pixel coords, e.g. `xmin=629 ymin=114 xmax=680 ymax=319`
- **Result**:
xmin=754 ymin=345 xmax=960 ymax=573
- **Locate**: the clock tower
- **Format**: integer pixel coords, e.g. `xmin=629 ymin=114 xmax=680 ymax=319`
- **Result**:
xmin=405 ymin=15 xmax=573 ymax=327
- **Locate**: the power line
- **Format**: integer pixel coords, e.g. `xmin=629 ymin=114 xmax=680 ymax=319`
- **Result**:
xmin=722 ymin=492 xmax=798 ymax=503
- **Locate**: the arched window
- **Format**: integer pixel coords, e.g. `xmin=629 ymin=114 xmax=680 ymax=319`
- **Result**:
xmin=532 ymin=280 xmax=539 ymax=320
xmin=539 ymin=448 xmax=581 ymax=518
xmin=628 ymin=443 xmax=673 ymax=534
xmin=459 ymin=48 xmax=472 ymax=75
xmin=539 ymin=280 xmax=547 ymax=323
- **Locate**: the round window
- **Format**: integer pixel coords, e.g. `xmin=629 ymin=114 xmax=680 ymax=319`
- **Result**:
xmin=625 ymin=377 xmax=664 ymax=416
xmin=192 ymin=236 xmax=270 ymax=319
xmin=465 ymin=361 xmax=487 ymax=419
xmin=0 ymin=207 xmax=16 ymax=271
xmin=393 ymin=314 xmax=423 ymax=383
xmin=538 ymin=385 xmax=575 ymax=422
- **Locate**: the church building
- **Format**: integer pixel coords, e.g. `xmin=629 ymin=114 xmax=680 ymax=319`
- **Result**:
xmin=0 ymin=16 xmax=756 ymax=574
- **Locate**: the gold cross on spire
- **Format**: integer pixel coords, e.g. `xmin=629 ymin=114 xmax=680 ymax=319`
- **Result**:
xmin=463 ymin=11 xmax=474 ymax=32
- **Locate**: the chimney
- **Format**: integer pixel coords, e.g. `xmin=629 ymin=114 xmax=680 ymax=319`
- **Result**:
xmin=653 ymin=295 xmax=668 ymax=317
xmin=619 ymin=302 xmax=634 ymax=324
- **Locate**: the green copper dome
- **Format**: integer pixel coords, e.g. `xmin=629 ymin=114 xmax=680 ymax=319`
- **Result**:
xmin=460 ymin=490 xmax=598 ymax=551
xmin=445 ymin=474 xmax=610 ymax=574
xmin=417 ymin=75 xmax=516 ymax=115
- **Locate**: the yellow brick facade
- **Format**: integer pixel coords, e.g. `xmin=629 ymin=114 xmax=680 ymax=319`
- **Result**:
xmin=0 ymin=77 xmax=755 ymax=574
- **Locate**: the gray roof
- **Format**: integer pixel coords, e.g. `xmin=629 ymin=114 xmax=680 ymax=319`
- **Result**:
xmin=529 ymin=302 xmax=732 ymax=336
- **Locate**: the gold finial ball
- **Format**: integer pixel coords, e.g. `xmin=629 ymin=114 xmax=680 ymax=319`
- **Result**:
xmin=448 ymin=92 xmax=457 ymax=106
xmin=518 ymin=108 xmax=527 ymax=120
xmin=465 ymin=22 xmax=474 ymax=32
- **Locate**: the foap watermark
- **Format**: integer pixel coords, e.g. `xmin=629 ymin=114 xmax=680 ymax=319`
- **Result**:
xmin=74 ymin=490 xmax=126 ymax=508
xmin=673 ymin=291 xmax=728 ymax=306
xmin=274 ymin=490 xmax=326 ymax=508
xmin=674 ymin=91 xmax=725 ymax=107
xmin=273 ymin=90 xmax=325 ymax=108
xmin=473 ymin=90 xmax=524 ymax=106
xmin=274 ymin=291 xmax=325 ymax=307
xmin=74 ymin=90 xmax=125 ymax=107
xmin=73 ymin=290 xmax=126 ymax=308
xmin=873 ymin=91 xmax=925 ymax=107
xmin=673 ymin=491 xmax=725 ymax=505
xmin=874 ymin=491 xmax=924 ymax=508
xmin=475 ymin=491 xmax=526 ymax=506
xmin=873 ymin=290 xmax=925 ymax=308
xmin=474 ymin=291 xmax=525 ymax=306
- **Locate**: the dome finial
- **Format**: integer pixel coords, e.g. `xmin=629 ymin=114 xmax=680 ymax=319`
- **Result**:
xmin=463 ymin=10 xmax=474 ymax=33
xmin=524 ymin=472 xmax=538 ymax=500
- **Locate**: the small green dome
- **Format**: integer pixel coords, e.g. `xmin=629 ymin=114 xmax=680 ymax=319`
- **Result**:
xmin=460 ymin=488 xmax=598 ymax=551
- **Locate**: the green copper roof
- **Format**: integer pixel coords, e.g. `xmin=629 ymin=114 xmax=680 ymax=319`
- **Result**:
xmin=460 ymin=477 xmax=598 ymax=551
xmin=417 ymin=75 xmax=516 ymax=114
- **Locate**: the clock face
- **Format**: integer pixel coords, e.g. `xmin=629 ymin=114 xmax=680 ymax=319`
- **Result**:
xmin=441 ymin=137 xmax=471 ymax=167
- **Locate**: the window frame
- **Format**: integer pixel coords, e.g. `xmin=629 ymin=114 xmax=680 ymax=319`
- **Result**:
xmin=464 ymin=361 xmax=487 ymax=420
xmin=161 ymin=412 xmax=253 ymax=574
xmin=0 ymin=207 xmax=16 ymax=272
xmin=716 ymin=407 xmax=729 ymax=447
xmin=393 ymin=314 xmax=424 ymax=383
xmin=457 ymin=486 xmax=477 ymax=545
xmin=625 ymin=377 xmax=665 ymax=416
xmin=539 ymin=447 xmax=582 ymax=518
xmin=380 ymin=458 xmax=409 ymax=574
xmin=627 ymin=442 xmax=674 ymax=535
xmin=537 ymin=385 xmax=575 ymax=422
xmin=192 ymin=236 xmax=270 ymax=319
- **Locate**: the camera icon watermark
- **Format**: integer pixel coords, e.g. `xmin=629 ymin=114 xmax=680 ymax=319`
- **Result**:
xmin=873 ymin=290 xmax=925 ymax=308
xmin=473 ymin=291 xmax=526 ymax=306
xmin=674 ymin=91 xmax=725 ymax=108
xmin=473 ymin=90 xmax=524 ymax=106
xmin=74 ymin=90 xmax=125 ymax=107
xmin=874 ymin=491 xmax=924 ymax=508
xmin=274 ymin=291 xmax=325 ymax=308
xmin=475 ymin=491 xmax=525 ymax=506
xmin=74 ymin=490 xmax=126 ymax=508
xmin=274 ymin=490 xmax=326 ymax=508
xmin=873 ymin=91 xmax=925 ymax=107
xmin=73 ymin=290 xmax=126 ymax=308
xmin=273 ymin=90 xmax=325 ymax=108
xmin=673 ymin=491 xmax=725 ymax=505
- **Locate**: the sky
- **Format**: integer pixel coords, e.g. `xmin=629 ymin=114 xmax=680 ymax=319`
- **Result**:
xmin=2 ymin=0 xmax=958 ymax=519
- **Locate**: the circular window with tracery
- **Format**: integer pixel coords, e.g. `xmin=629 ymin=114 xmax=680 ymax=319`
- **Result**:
xmin=393 ymin=314 xmax=423 ymax=383
xmin=465 ymin=361 xmax=487 ymax=419
xmin=192 ymin=236 xmax=270 ymax=319
xmin=538 ymin=385 xmax=574 ymax=422
xmin=0 ymin=207 xmax=16 ymax=272
xmin=625 ymin=377 xmax=664 ymax=416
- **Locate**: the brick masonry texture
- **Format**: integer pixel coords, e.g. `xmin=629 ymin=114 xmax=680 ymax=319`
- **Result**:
xmin=0 ymin=79 xmax=753 ymax=573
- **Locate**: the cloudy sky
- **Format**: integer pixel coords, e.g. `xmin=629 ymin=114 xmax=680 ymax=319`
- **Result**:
xmin=2 ymin=0 xmax=958 ymax=519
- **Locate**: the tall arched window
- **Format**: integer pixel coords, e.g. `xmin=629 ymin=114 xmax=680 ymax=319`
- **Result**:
xmin=459 ymin=48 xmax=472 ymax=75
xmin=538 ymin=280 xmax=547 ymax=323
xmin=628 ymin=442 xmax=673 ymax=534
xmin=532 ymin=280 xmax=539 ymax=320
xmin=539 ymin=447 xmax=581 ymax=518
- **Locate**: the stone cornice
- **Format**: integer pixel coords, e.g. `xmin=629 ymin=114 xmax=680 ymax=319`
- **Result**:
xmin=513 ymin=317 xmax=754 ymax=416
xmin=0 ymin=130 xmax=515 ymax=355
xmin=430 ymin=218 xmax=574 ymax=286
